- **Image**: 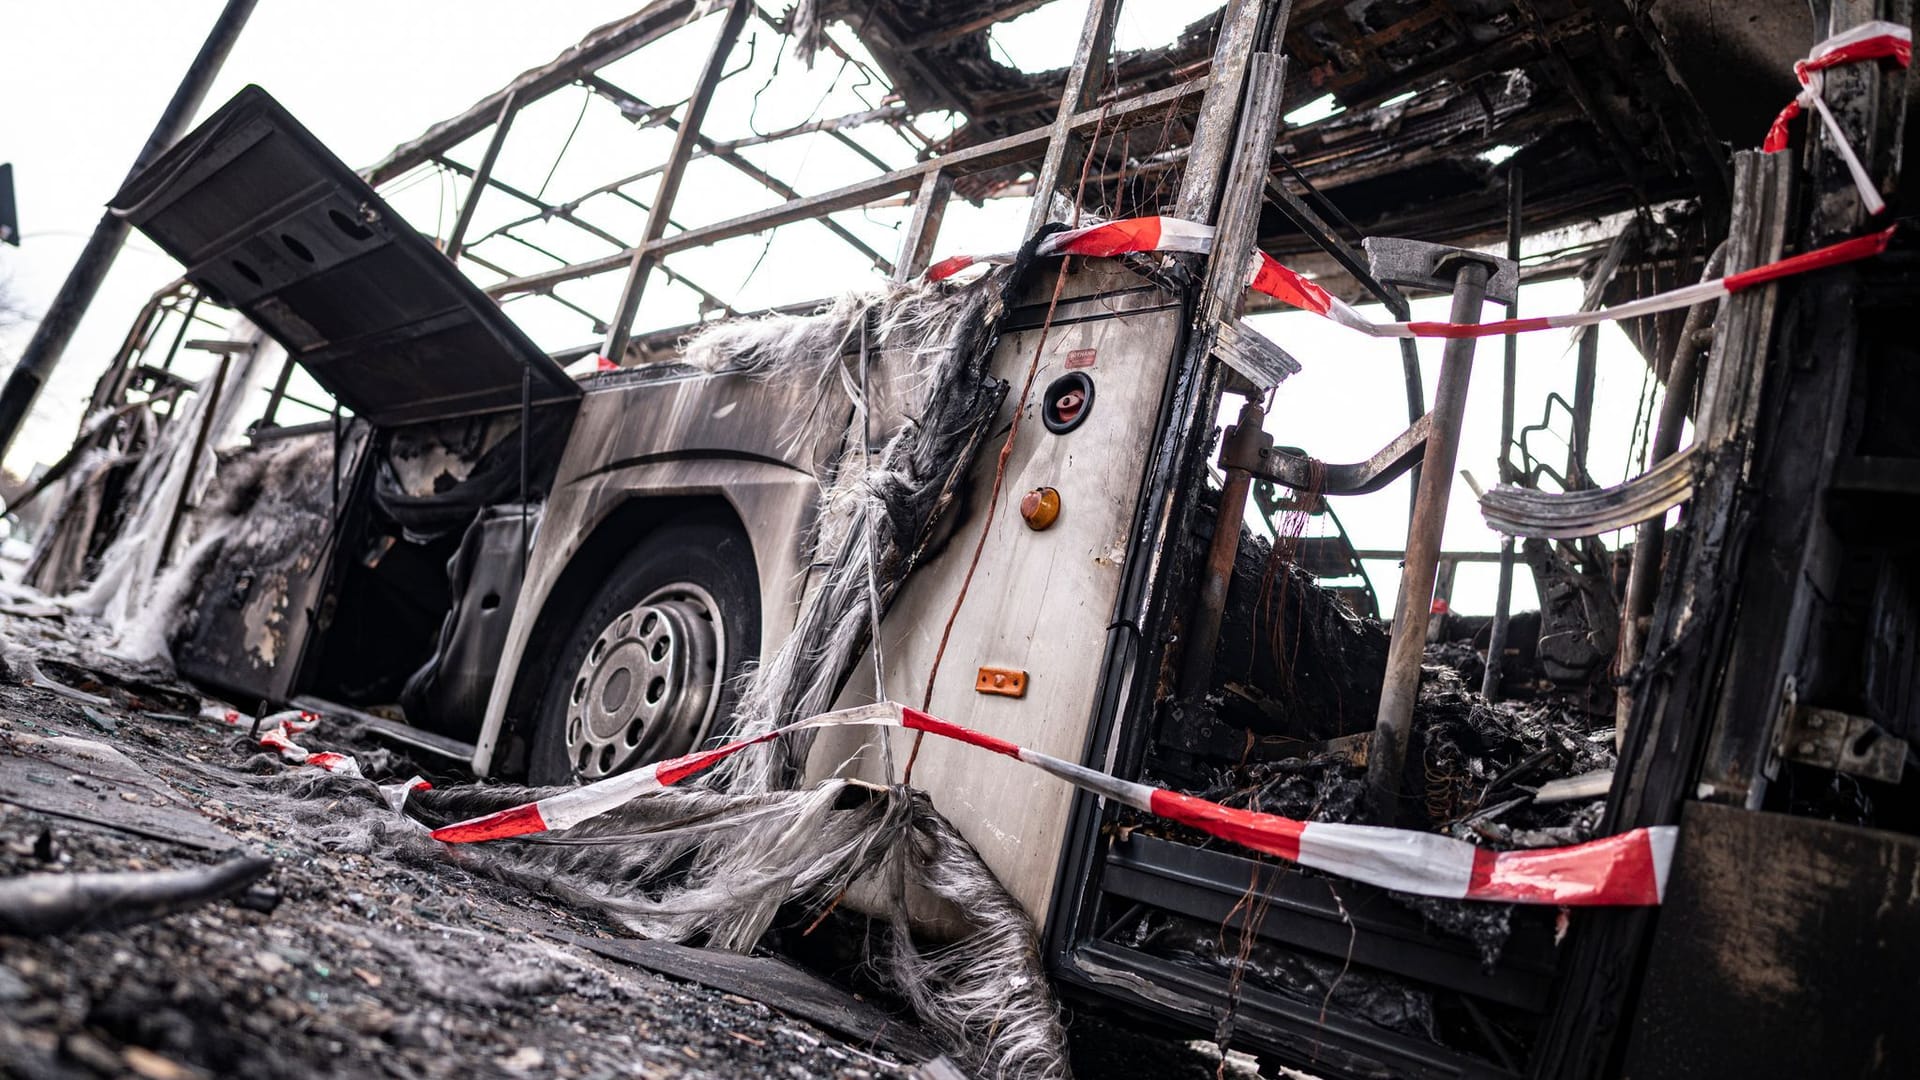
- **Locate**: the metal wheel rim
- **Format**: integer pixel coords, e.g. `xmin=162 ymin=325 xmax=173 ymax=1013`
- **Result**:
xmin=563 ymin=582 xmax=725 ymax=780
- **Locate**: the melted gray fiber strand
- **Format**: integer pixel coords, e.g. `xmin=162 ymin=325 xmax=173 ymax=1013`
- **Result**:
xmin=372 ymin=269 xmax=1070 ymax=1078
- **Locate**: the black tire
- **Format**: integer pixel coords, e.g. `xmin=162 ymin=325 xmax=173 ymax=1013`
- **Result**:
xmin=527 ymin=518 xmax=759 ymax=785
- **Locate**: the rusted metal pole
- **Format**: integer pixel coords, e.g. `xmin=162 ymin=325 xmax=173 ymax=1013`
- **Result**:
xmin=1367 ymin=260 xmax=1491 ymax=821
xmin=1184 ymin=399 xmax=1266 ymax=694
xmin=0 ymin=0 xmax=256 ymax=462
xmin=1615 ymin=242 xmax=1728 ymax=742
xmin=1482 ymin=169 xmax=1523 ymax=700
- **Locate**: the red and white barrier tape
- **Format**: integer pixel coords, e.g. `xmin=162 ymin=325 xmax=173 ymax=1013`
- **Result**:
xmin=196 ymin=700 xmax=430 ymax=792
xmin=1763 ymin=21 xmax=1911 ymax=215
xmin=200 ymin=704 xmax=314 ymax=735
xmin=240 ymin=706 xmax=402 ymax=782
xmin=930 ymin=215 xmax=1894 ymax=340
xmin=258 ymin=717 xmax=365 ymax=778
xmin=430 ymin=701 xmax=1674 ymax=907
xmin=926 ymin=215 xmax=1212 ymax=281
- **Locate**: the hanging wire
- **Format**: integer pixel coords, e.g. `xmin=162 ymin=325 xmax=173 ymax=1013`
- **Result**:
xmin=746 ymin=29 xmax=784 ymax=137
xmin=536 ymin=85 xmax=594 ymax=201
xmin=735 ymin=55 xmax=854 ymax=297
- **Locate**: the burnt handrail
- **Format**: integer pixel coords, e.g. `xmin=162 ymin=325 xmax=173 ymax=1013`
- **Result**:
xmin=1228 ymin=412 xmax=1433 ymax=496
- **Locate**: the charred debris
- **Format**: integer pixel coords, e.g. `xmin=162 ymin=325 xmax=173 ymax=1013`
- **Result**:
xmin=6 ymin=1 xmax=1920 ymax=1079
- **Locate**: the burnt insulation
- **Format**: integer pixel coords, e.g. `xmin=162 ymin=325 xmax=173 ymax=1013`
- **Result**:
xmin=382 ymin=232 xmax=1077 ymax=1079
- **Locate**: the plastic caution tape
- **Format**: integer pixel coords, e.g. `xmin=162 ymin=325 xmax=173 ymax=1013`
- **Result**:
xmin=245 ymin=708 xmax=392 ymax=780
xmin=926 ymin=215 xmax=1214 ymax=280
xmin=258 ymin=718 xmax=364 ymax=778
xmin=929 ymin=215 xmax=1894 ymax=340
xmin=429 ymin=701 xmax=1674 ymax=907
xmin=1763 ymin=20 xmax=1912 ymax=215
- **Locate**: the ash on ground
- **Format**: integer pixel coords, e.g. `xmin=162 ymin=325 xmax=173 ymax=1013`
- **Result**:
xmin=0 ymin=604 xmax=1233 ymax=1080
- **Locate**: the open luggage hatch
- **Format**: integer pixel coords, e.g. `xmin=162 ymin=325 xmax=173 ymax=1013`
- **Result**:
xmin=111 ymin=84 xmax=579 ymax=426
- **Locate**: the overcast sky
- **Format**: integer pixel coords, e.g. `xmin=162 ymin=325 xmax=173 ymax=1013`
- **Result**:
xmin=0 ymin=0 xmax=1668 ymax=614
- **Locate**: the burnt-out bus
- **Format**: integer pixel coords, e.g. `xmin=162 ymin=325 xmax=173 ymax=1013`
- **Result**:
xmin=25 ymin=2 xmax=1920 ymax=1077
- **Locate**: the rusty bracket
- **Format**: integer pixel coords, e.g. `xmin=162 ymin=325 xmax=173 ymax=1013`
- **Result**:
xmin=1224 ymin=412 xmax=1432 ymax=496
xmin=1775 ymin=692 xmax=1911 ymax=785
xmin=975 ymin=667 xmax=1028 ymax=698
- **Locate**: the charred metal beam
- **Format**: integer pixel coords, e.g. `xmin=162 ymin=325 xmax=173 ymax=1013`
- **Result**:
xmin=433 ymin=154 xmax=637 ymax=250
xmin=1480 ymin=443 xmax=1698 ymax=539
xmin=444 ymin=91 xmax=518 ymax=261
xmin=484 ymin=75 xmax=1212 ymax=300
xmin=1611 ymin=242 xmax=1726 ymax=723
xmin=1206 ymin=52 xmax=1288 ymax=325
xmin=1175 ymin=0 xmax=1276 ymax=220
xmin=1179 ymin=41 xmax=1290 ymax=696
xmin=159 ymin=350 xmax=235 ymax=567
xmin=1026 ymin=0 xmax=1121 ymax=234
xmin=894 ymin=170 xmax=952 ymax=281
xmin=154 ymin=293 xmax=202 ymax=375
xmin=704 ymin=103 xmax=910 ymax=155
xmin=363 ymin=1 xmax=700 ymax=187
xmin=1367 ymin=241 xmax=1508 ymax=823
xmin=1351 ymin=548 xmax=1506 ymax=564
xmin=1276 ymin=79 xmax=1564 ymax=193
xmin=1185 ymin=398 xmax=1265 ymax=695
xmin=86 ymin=286 xmax=182 ymax=418
xmin=462 ymin=250 xmax=610 ymax=330
xmin=1689 ymin=0 xmax=1910 ymax=812
xmin=259 ymin=350 xmax=297 ymax=429
xmin=581 ymin=74 xmax=893 ymax=275
xmin=602 ymin=0 xmax=751 ymax=364
xmin=1262 ymin=172 xmax=1402 ymax=310
xmin=1535 ymin=148 xmax=1792 ymax=1080
xmin=1483 ymin=168 xmax=1523 ymax=701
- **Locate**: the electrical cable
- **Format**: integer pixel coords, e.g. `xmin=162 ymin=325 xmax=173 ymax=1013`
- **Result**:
xmin=535 ymin=86 xmax=593 ymax=202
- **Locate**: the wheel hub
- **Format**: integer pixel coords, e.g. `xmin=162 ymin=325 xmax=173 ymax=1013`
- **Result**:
xmin=564 ymin=584 xmax=723 ymax=779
